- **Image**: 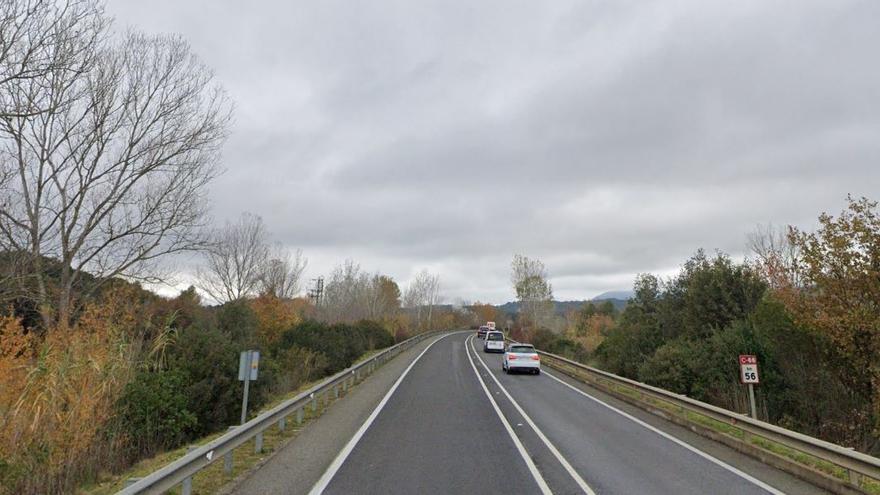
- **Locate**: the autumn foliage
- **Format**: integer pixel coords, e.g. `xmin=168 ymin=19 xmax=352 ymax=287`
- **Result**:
xmin=0 ymin=288 xmax=148 ymax=494
xmin=250 ymin=294 xmax=302 ymax=347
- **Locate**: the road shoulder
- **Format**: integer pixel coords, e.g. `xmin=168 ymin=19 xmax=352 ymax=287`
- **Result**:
xmin=230 ymin=333 xmax=455 ymax=495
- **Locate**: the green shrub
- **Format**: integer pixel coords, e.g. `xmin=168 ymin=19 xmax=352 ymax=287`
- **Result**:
xmin=216 ymin=300 xmax=259 ymax=345
xmin=354 ymin=319 xmax=395 ymax=349
xmin=279 ymin=319 xmax=394 ymax=375
xmin=169 ymin=326 xmax=241 ymax=436
xmin=529 ymin=328 xmax=588 ymax=362
xmin=115 ymin=369 xmax=197 ymax=459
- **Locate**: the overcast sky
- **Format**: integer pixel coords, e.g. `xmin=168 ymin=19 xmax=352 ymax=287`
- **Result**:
xmin=108 ymin=0 xmax=880 ymax=303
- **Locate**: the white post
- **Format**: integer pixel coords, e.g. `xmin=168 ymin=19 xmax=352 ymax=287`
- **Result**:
xmin=748 ymin=383 xmax=757 ymax=420
xmin=240 ymin=351 xmax=252 ymax=424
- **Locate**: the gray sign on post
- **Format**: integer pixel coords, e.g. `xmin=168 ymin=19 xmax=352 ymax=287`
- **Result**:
xmin=239 ymin=350 xmax=260 ymax=424
xmin=239 ymin=350 xmax=260 ymax=381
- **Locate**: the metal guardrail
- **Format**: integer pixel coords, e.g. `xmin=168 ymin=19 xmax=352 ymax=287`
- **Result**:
xmin=533 ymin=348 xmax=880 ymax=493
xmin=119 ymin=330 xmax=442 ymax=495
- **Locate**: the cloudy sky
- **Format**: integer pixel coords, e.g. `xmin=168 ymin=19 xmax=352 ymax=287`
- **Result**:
xmin=108 ymin=0 xmax=880 ymax=303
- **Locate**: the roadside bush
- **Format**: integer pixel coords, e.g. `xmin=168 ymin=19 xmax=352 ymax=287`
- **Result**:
xmin=279 ymin=319 xmax=395 ymax=375
xmin=270 ymin=346 xmax=328 ymax=394
xmin=355 ymin=319 xmax=395 ymax=349
xmin=528 ymin=328 xmax=589 ymax=362
xmin=169 ymin=326 xmax=241 ymax=436
xmin=217 ymin=300 xmax=259 ymax=345
xmin=637 ymin=337 xmax=697 ymax=394
xmin=114 ymin=369 xmax=197 ymax=460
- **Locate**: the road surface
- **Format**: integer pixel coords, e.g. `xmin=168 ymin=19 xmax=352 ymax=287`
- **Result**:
xmin=304 ymin=332 xmax=825 ymax=495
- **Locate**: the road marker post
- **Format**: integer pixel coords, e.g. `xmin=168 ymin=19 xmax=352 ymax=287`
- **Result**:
xmin=238 ymin=350 xmax=260 ymax=424
xmin=739 ymin=355 xmax=760 ymax=419
xmin=224 ymin=426 xmax=236 ymax=473
xmin=182 ymin=446 xmax=195 ymax=495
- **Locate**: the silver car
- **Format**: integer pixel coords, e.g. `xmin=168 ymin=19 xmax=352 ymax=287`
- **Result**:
xmin=502 ymin=344 xmax=541 ymax=374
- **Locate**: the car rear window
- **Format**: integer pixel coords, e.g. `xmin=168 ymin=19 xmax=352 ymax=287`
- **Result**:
xmin=487 ymin=332 xmax=503 ymax=341
xmin=509 ymin=345 xmax=536 ymax=354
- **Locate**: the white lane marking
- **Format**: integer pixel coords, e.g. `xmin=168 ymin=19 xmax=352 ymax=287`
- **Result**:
xmin=464 ymin=335 xmax=553 ymax=495
xmin=469 ymin=338 xmax=596 ymax=495
xmin=542 ymin=370 xmax=787 ymax=495
xmin=309 ymin=333 xmax=460 ymax=495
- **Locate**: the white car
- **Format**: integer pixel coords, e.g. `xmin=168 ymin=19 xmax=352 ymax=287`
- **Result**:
xmin=502 ymin=344 xmax=541 ymax=374
xmin=483 ymin=331 xmax=505 ymax=352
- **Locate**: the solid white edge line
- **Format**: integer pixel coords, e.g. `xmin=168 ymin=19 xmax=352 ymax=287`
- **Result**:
xmin=464 ymin=334 xmax=553 ymax=495
xmin=308 ymin=332 xmax=458 ymax=495
xmin=541 ymin=369 xmax=787 ymax=495
xmin=469 ymin=338 xmax=596 ymax=495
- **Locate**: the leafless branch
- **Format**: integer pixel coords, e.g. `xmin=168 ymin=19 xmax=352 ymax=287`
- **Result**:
xmin=0 ymin=8 xmax=232 ymax=326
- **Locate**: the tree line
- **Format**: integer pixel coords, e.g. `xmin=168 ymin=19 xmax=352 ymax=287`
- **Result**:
xmin=0 ymin=2 xmax=460 ymax=493
xmin=507 ymin=196 xmax=880 ymax=456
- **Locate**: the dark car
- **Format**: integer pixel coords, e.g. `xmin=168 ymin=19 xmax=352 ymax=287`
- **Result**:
xmin=476 ymin=325 xmax=490 ymax=339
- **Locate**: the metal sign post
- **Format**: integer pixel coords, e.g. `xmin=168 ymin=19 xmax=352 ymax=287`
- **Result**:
xmin=238 ymin=350 xmax=260 ymax=424
xmin=739 ymin=354 xmax=759 ymax=419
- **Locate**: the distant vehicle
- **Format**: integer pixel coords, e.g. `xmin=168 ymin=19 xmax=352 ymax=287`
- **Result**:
xmin=503 ymin=344 xmax=541 ymax=374
xmin=483 ymin=331 xmax=505 ymax=353
xmin=477 ymin=325 xmax=490 ymax=339
xmin=486 ymin=321 xmax=496 ymax=330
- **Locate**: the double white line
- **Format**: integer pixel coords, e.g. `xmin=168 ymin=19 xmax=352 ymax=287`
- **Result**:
xmin=467 ymin=334 xmax=786 ymax=495
xmin=465 ymin=334 xmax=596 ymax=495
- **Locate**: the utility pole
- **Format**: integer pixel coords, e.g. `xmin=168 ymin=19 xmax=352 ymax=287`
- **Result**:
xmin=308 ymin=276 xmax=324 ymax=307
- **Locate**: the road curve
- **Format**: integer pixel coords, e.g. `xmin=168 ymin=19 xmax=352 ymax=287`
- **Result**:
xmin=303 ymin=332 xmax=827 ymax=495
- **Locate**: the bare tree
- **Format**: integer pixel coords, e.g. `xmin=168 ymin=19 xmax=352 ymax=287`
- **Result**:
xmin=404 ymin=269 xmax=440 ymax=331
xmin=319 ymin=261 xmax=403 ymax=324
xmin=0 ymin=6 xmax=231 ymax=326
xmin=321 ymin=259 xmax=368 ymax=322
xmin=366 ymin=274 xmax=401 ymax=321
xmin=0 ymin=1 xmax=105 ymax=118
xmin=511 ymin=254 xmax=554 ymax=331
xmin=747 ymin=223 xmax=803 ymax=288
xmin=259 ymin=247 xmax=307 ymax=299
xmin=197 ymin=213 xmax=269 ymax=304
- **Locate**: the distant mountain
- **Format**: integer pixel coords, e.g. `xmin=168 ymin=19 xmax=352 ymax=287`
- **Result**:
xmin=592 ymin=290 xmax=635 ymax=301
xmin=493 ymin=294 xmax=630 ymax=316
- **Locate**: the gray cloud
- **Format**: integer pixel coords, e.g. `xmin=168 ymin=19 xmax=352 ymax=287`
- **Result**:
xmin=110 ymin=0 xmax=880 ymax=302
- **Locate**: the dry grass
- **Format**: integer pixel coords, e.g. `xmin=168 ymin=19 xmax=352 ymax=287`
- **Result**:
xmin=0 ymin=289 xmax=149 ymax=495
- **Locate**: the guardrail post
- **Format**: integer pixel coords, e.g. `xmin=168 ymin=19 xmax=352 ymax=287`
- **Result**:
xmin=849 ymin=469 xmax=862 ymax=486
xmin=311 ymin=394 xmax=317 ymax=412
xmin=255 ymin=431 xmax=263 ymax=453
xmin=278 ymin=416 xmax=286 ymax=432
xmin=296 ymin=407 xmax=304 ymax=424
xmin=224 ymin=426 xmax=236 ymax=474
xmin=334 ymin=384 xmax=339 ymax=399
xmin=182 ymin=446 xmax=195 ymax=495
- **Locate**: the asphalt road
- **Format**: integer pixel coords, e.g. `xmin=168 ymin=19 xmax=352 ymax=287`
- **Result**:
xmin=282 ymin=332 xmax=828 ymax=494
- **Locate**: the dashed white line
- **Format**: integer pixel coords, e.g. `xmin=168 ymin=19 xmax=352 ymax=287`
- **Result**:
xmin=469 ymin=336 xmax=596 ymax=495
xmin=464 ymin=335 xmax=553 ymax=495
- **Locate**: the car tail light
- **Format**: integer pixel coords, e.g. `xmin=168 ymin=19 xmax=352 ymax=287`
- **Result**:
xmin=531 ymin=355 xmax=540 ymax=361
xmin=508 ymin=355 xmax=516 ymax=360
